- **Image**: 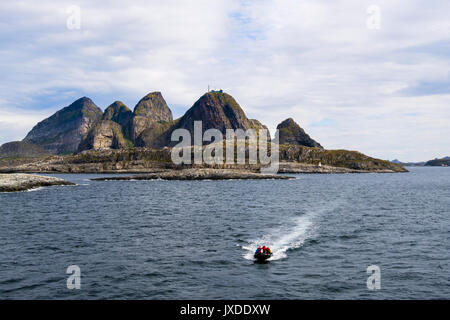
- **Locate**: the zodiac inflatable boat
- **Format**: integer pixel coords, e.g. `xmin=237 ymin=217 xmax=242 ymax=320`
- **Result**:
xmin=254 ymin=246 xmax=273 ymax=261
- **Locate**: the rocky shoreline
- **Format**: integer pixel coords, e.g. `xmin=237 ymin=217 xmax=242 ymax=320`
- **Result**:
xmin=91 ymin=169 xmax=292 ymax=181
xmin=0 ymin=147 xmax=407 ymax=174
xmin=0 ymin=173 xmax=75 ymax=192
xmin=278 ymin=162 xmax=402 ymax=173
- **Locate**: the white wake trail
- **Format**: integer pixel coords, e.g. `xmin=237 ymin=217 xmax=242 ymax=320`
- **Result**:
xmin=242 ymin=212 xmax=315 ymax=261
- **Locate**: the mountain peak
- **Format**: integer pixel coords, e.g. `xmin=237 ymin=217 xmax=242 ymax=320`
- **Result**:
xmin=71 ymin=96 xmax=96 ymax=109
xmin=133 ymin=91 xmax=172 ymax=120
xmin=103 ymin=101 xmax=132 ymax=128
xmin=78 ymin=96 xmax=93 ymax=102
xmin=281 ymin=118 xmax=295 ymax=125
xmin=175 ymin=91 xmax=258 ymax=135
xmin=142 ymin=91 xmax=162 ymax=99
xmin=23 ymin=97 xmax=103 ymax=154
xmin=109 ymin=100 xmax=128 ymax=109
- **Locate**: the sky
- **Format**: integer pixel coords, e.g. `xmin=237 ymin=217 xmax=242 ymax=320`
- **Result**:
xmin=0 ymin=0 xmax=449 ymax=162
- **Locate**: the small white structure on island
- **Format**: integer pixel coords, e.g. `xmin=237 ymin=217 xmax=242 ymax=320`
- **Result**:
xmin=207 ymin=85 xmax=223 ymax=93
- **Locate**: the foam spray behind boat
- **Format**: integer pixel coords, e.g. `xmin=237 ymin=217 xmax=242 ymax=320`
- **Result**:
xmin=242 ymin=212 xmax=315 ymax=261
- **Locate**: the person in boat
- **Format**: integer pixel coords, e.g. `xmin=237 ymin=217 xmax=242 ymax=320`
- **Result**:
xmin=255 ymin=246 xmax=272 ymax=255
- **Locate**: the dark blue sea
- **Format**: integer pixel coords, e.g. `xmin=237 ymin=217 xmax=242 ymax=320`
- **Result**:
xmin=0 ymin=167 xmax=449 ymax=299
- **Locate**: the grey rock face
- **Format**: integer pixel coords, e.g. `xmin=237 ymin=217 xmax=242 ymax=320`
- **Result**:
xmin=134 ymin=121 xmax=173 ymax=148
xmin=276 ymin=118 xmax=323 ymax=148
xmin=78 ymin=120 xmax=129 ymax=152
xmin=131 ymin=92 xmax=173 ymax=140
xmin=102 ymin=101 xmax=133 ymax=128
xmin=23 ymin=97 xmax=103 ymax=154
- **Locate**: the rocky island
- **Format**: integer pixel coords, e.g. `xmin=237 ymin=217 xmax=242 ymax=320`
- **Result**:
xmin=425 ymin=156 xmax=450 ymax=167
xmin=0 ymin=91 xmax=407 ymax=176
xmin=0 ymin=173 xmax=75 ymax=192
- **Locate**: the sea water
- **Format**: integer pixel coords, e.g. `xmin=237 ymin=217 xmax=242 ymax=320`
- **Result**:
xmin=0 ymin=167 xmax=448 ymax=299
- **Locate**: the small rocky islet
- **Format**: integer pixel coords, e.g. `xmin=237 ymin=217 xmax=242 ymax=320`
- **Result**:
xmin=0 ymin=173 xmax=75 ymax=192
xmin=0 ymin=90 xmax=407 ymax=186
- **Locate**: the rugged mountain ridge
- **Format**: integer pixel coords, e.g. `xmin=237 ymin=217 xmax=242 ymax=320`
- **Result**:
xmin=20 ymin=91 xmax=300 ymax=154
xmin=4 ymin=90 xmax=407 ymax=173
xmin=131 ymin=91 xmax=270 ymax=148
xmin=79 ymin=92 xmax=172 ymax=151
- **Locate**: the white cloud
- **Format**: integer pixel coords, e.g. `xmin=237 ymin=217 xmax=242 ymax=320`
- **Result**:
xmin=0 ymin=107 xmax=56 ymax=142
xmin=0 ymin=0 xmax=449 ymax=161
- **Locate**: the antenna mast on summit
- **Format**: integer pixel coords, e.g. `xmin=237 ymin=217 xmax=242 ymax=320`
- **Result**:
xmin=208 ymin=85 xmax=210 ymax=92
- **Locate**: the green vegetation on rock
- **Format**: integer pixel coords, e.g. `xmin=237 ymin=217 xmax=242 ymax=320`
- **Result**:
xmin=279 ymin=144 xmax=407 ymax=171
